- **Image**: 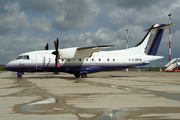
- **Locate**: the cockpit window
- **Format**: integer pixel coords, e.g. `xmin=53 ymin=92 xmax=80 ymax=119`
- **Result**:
xmin=22 ymin=55 xmax=29 ymax=60
xmin=16 ymin=56 xmax=23 ymax=59
xmin=15 ymin=55 xmax=29 ymax=60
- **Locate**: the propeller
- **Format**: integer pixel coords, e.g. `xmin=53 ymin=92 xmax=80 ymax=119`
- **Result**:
xmin=45 ymin=43 xmax=48 ymax=50
xmin=52 ymin=38 xmax=60 ymax=67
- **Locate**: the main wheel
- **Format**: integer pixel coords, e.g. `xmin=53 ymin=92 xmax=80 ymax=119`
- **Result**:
xmin=74 ymin=73 xmax=80 ymax=78
xmin=17 ymin=75 xmax=22 ymax=79
xmin=81 ymin=73 xmax=87 ymax=78
xmin=54 ymin=72 xmax=60 ymax=74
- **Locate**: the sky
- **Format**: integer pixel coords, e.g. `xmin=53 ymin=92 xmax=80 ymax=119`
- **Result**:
xmin=0 ymin=0 xmax=180 ymax=67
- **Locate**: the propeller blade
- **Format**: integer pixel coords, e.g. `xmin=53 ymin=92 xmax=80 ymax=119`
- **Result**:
xmin=54 ymin=40 xmax=57 ymax=50
xmin=56 ymin=38 xmax=59 ymax=49
xmin=45 ymin=43 xmax=48 ymax=50
xmin=52 ymin=38 xmax=60 ymax=67
xmin=55 ymin=55 xmax=58 ymax=67
xmin=55 ymin=54 xmax=60 ymax=67
xmin=52 ymin=51 xmax=58 ymax=55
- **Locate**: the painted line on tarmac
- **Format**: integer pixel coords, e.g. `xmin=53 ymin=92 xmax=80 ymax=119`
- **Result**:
xmin=0 ymin=84 xmax=21 ymax=86
xmin=0 ymin=81 xmax=180 ymax=86
xmin=101 ymin=81 xmax=180 ymax=85
xmin=0 ymin=82 xmax=89 ymax=86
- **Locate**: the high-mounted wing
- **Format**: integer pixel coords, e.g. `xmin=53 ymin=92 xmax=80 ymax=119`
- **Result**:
xmin=76 ymin=45 xmax=114 ymax=58
xmin=60 ymin=45 xmax=114 ymax=59
xmin=77 ymin=45 xmax=114 ymax=51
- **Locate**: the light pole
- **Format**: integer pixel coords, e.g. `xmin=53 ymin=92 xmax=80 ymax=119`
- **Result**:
xmin=126 ymin=29 xmax=128 ymax=49
xmin=126 ymin=29 xmax=129 ymax=72
xmin=160 ymin=52 xmax=162 ymax=72
xmin=168 ymin=13 xmax=172 ymax=62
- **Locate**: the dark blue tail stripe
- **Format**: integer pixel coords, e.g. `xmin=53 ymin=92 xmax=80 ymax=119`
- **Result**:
xmin=148 ymin=29 xmax=164 ymax=55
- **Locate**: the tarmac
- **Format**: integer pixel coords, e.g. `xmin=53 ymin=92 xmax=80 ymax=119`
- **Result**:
xmin=0 ymin=71 xmax=180 ymax=120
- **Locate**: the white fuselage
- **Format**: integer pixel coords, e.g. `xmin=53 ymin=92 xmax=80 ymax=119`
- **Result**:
xmin=4 ymin=48 xmax=162 ymax=73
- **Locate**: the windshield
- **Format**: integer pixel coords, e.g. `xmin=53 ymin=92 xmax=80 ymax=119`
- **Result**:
xmin=22 ymin=55 xmax=29 ymax=60
xmin=16 ymin=55 xmax=29 ymax=60
xmin=16 ymin=56 xmax=23 ymax=59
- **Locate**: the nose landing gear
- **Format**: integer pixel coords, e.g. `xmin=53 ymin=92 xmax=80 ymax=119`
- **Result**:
xmin=17 ymin=72 xmax=24 ymax=79
xmin=17 ymin=75 xmax=22 ymax=79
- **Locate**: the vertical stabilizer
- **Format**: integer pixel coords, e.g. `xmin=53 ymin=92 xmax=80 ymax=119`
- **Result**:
xmin=135 ymin=23 xmax=175 ymax=55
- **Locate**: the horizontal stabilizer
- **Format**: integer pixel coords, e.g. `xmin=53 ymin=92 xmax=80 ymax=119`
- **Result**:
xmin=136 ymin=62 xmax=150 ymax=66
xmin=145 ymin=23 xmax=175 ymax=31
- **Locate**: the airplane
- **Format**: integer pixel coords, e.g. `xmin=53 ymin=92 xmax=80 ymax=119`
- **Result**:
xmin=4 ymin=23 xmax=175 ymax=79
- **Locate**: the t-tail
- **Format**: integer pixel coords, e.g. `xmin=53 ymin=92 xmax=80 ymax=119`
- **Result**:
xmin=132 ymin=23 xmax=175 ymax=55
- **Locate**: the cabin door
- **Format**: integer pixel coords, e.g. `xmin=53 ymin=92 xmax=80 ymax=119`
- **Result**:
xmin=36 ymin=54 xmax=43 ymax=69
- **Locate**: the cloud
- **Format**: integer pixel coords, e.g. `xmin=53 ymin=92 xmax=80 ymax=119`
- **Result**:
xmin=0 ymin=34 xmax=50 ymax=63
xmin=18 ymin=0 xmax=100 ymax=31
xmin=98 ymin=0 xmax=179 ymax=31
xmin=0 ymin=2 xmax=29 ymax=35
xmin=31 ymin=16 xmax=52 ymax=33
xmin=117 ymin=25 xmax=145 ymax=47
xmin=18 ymin=0 xmax=61 ymax=13
xmin=53 ymin=0 xmax=99 ymax=31
xmin=59 ymin=27 xmax=129 ymax=50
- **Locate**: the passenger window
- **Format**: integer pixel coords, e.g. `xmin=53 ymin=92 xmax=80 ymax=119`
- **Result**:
xmin=113 ymin=59 xmax=115 ymax=61
xmin=86 ymin=58 xmax=88 ymax=61
xmin=92 ymin=58 xmax=94 ymax=61
xmin=99 ymin=58 xmax=101 ymax=61
xmin=107 ymin=58 xmax=109 ymax=61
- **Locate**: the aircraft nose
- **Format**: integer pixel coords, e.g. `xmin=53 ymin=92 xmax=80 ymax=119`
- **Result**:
xmin=4 ymin=63 xmax=10 ymax=71
xmin=4 ymin=62 xmax=16 ymax=71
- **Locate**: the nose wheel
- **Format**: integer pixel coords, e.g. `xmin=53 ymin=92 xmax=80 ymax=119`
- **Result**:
xmin=17 ymin=75 xmax=22 ymax=79
xmin=17 ymin=72 xmax=24 ymax=79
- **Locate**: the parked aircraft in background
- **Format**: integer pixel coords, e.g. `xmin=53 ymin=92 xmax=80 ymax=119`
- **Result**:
xmin=4 ymin=23 xmax=175 ymax=79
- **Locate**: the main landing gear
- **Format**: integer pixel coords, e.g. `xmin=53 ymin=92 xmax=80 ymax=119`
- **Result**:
xmin=81 ymin=73 xmax=87 ymax=78
xmin=74 ymin=73 xmax=87 ymax=78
